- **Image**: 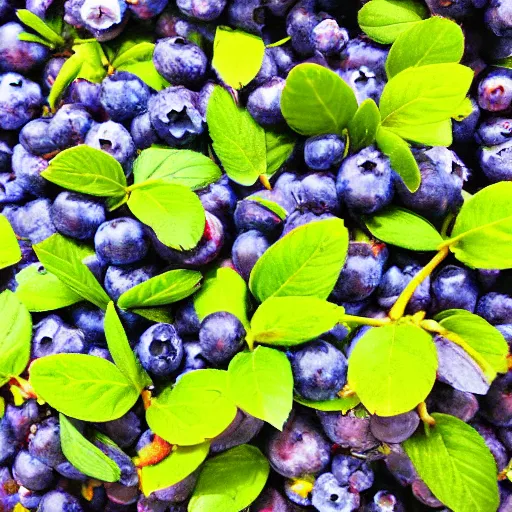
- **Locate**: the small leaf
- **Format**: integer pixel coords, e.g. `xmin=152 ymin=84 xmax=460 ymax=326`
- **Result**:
xmin=357 ymin=0 xmax=428 ymax=44
xmin=294 ymin=394 xmax=361 ymax=413
xmin=403 ymin=413 xmax=499 ymax=512
xmin=348 ymin=99 xmax=381 ymax=153
xmin=249 ymin=218 xmax=349 ymax=302
xmin=141 ymin=443 xmax=210 ymax=497
xmin=118 ymin=269 xmax=201 ymax=310
xmin=0 ymin=215 xmax=21 ymax=269
xmin=281 ymin=63 xmax=358 ymax=136
xmin=146 ymin=370 xmax=237 ymax=446
xmin=447 ymin=182 xmax=512 ymax=269
xmin=265 ymin=129 xmax=296 ymax=176
xmin=132 ymin=148 xmax=221 ymax=190
xmin=18 ymin=32 xmax=53 ymax=47
xmin=33 ymin=234 xmax=110 ymax=310
xmin=364 ymin=206 xmax=443 ymax=251
xmin=105 ymin=302 xmax=152 ymax=392
xmin=375 ymin=127 xmax=421 ymax=192
xmin=127 ymin=182 xmax=205 ymax=251
xmin=348 ymin=324 xmax=437 ymax=416
xmin=60 ymin=414 xmax=120 ymax=482
xmin=379 ymin=63 xmax=474 ymax=145
xmin=0 ymin=291 xmax=32 ymax=387
xmin=16 ymin=9 xmax=64 ymax=46
xmin=189 ymin=445 xmax=269 ymax=512
xmin=227 ymin=347 xmax=293 ymax=430
xmin=131 ymin=307 xmax=174 ymax=324
xmin=15 ymin=263 xmax=82 ymax=312
xmin=193 ymin=267 xmax=250 ymax=329
xmin=207 ymin=86 xmax=266 ymax=186
xmin=30 ymin=354 xmax=140 ymax=422
xmin=246 ymin=195 xmax=287 ymax=220
xmin=250 ymin=297 xmax=342 ymax=347
xmin=386 ymin=17 xmax=465 ymax=78
xmin=212 ymin=27 xmax=265 ymax=89
xmin=42 ymin=145 xmax=127 ymax=198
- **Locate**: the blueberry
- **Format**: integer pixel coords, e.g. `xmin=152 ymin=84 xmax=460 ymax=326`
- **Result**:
xmin=80 ymin=0 xmax=127 ymax=31
xmin=71 ymin=302 xmax=106 ymax=345
xmin=12 ymin=144 xmax=48 ymax=197
xmin=179 ymin=341 xmax=207 ymax=374
xmin=197 ymin=80 xmax=215 ymax=120
xmin=95 ymin=217 xmax=149 ymax=265
xmin=97 ymin=411 xmax=141 ymax=448
xmin=384 ymin=444 xmax=418 ymax=487
xmin=136 ymin=323 xmax=184 ymax=377
xmin=428 ymin=384 xmax=479 ymax=422
xmin=38 ymin=490 xmax=84 ymax=512
xmin=412 ymin=480 xmax=444 ymax=508
xmin=485 ymin=0 xmax=512 ymax=37
xmin=284 ymin=476 xmax=313 ymax=506
xmin=232 ymin=230 xmax=269 ymax=279
xmin=0 ymin=72 xmax=43 ymax=130
xmin=199 ymin=176 xmax=237 ymax=223
xmin=82 ymin=252 xmax=108 ymax=283
xmin=0 ymin=420 xmax=16 ymax=465
xmin=13 ymin=450 xmax=54 ymax=491
xmin=42 ymin=57 xmax=66 ymax=92
xmin=476 ymin=116 xmax=512 ymax=146
xmin=286 ymin=1 xmax=318 ymax=56
xmin=268 ymin=44 xmax=298 ymax=77
xmin=317 ymin=410 xmax=379 ymax=451
xmin=175 ymin=300 xmax=201 ymax=337
xmin=198 ymin=311 xmax=245 ymax=364
xmin=65 ymin=78 xmax=104 ymax=116
xmin=297 ymin=172 xmax=340 ymax=214
xmin=282 ymin=211 xmax=335 ymax=236
xmin=4 ymin=400 xmax=41 ymax=442
xmin=153 ymin=471 xmax=198 ymax=502
xmin=148 ymin=86 xmax=203 ymax=146
xmin=104 ymin=263 xmax=158 ymax=301
xmin=0 ymin=22 xmax=49 ymax=73
xmin=18 ymin=486 xmax=43 ymax=509
xmin=26 ymin=0 xmax=54 ymax=18
xmin=128 ymin=0 xmax=168 ymax=19
xmin=453 ymin=97 xmax=481 ymax=144
xmin=369 ymin=411 xmax=420 ymax=443
xmin=154 ymin=37 xmax=207 ymax=87
xmin=477 ymin=292 xmax=512 ymax=324
xmin=52 ymin=191 xmax=106 ymax=240
xmin=425 ymin=0 xmax=475 ymax=19
xmin=88 ymin=346 xmax=112 ymax=360
xmin=336 ymin=145 xmax=394 ymax=214
xmin=471 ymin=420 xmax=508 ymax=471
xmin=0 ymin=172 xmax=22 ymax=205
xmin=252 ymin=488 xmax=291 ymax=511
xmin=311 ymin=18 xmax=348 ymax=56
xmin=366 ymin=490 xmax=405 ymax=512
xmin=478 ymin=139 xmax=512 ymax=182
xmin=290 ymin=340 xmax=347 ymax=401
xmin=176 ymin=0 xmax=227 ymax=21
xmin=64 ymin=0 xmax=85 ymax=27
xmin=431 ymin=265 xmax=479 ymax=314
xmin=48 ymin=104 xmax=94 ymax=149
xmin=478 ymin=67 xmax=512 ymax=112
xmin=19 ymin=118 xmax=58 ymax=156
xmin=482 ymin=372 xmax=512 ymax=427
xmin=247 ymin=77 xmax=286 ymax=126
xmin=0 ymin=140 xmax=12 ymax=172
xmin=252 ymin=50 xmax=279 ymax=86
xmin=131 ymin=111 xmax=160 ymax=150
xmin=228 ymin=0 xmax=265 ymax=35
xmin=210 ymin=410 xmax=264 ymax=453
xmin=100 ymin=72 xmax=150 ymax=122
xmin=94 ymin=436 xmax=138 ymax=487
xmin=332 ymin=454 xmax=374 ymax=492
xmin=267 ymin=414 xmax=331 ymax=477
xmin=85 ymin=121 xmax=136 ymax=168
xmin=311 ymin=472 xmax=360 ymax=512
xmin=331 ymin=241 xmax=388 ymax=304
xmin=304 ymin=134 xmax=345 ymax=171
xmin=234 ymin=200 xmax=283 ymax=236
xmin=28 ymin=417 xmax=65 ymax=468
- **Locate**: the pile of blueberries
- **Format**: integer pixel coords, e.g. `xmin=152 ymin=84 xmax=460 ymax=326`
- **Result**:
xmin=0 ymin=0 xmax=512 ymax=511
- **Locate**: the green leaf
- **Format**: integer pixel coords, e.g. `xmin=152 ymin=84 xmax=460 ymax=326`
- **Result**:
xmin=146 ymin=370 xmax=237 ymax=446
xmin=127 ymin=182 xmax=205 ymax=251
xmin=59 ymin=414 xmax=120 ymax=482
xmin=15 ymin=263 xmax=82 ymax=312
xmin=348 ymin=324 xmax=437 ymax=416
xmin=364 ymin=206 xmax=443 ymax=251
xmin=141 ymin=443 xmax=210 ymax=497
xmin=105 ymin=302 xmax=152 ymax=392
xmin=227 ymin=347 xmax=293 ymax=430
xmin=375 ymin=127 xmax=421 ymax=192
xmin=30 ymin=354 xmax=140 ymax=421
xmin=111 ymin=42 xmax=169 ymax=90
xmin=386 ymin=17 xmax=465 ymax=78
xmin=0 ymin=291 xmax=31 ymax=386
xmin=18 ymin=32 xmax=53 ymax=47
xmin=435 ymin=309 xmax=509 ymax=379
xmin=0 ymin=215 xmax=21 ymax=269
xmin=118 ymin=270 xmax=202 ymax=310
xmin=357 ymin=0 xmax=428 ymax=44
xmin=250 ymin=297 xmax=342 ymax=347
xmin=33 ymin=234 xmax=110 ymax=310
xmin=403 ymin=413 xmax=499 ymax=512
xmin=16 ymin=9 xmax=64 ymax=46
xmin=265 ymin=129 xmax=296 ymax=176
xmin=212 ymin=27 xmax=265 ymax=89
xmin=379 ymin=64 xmax=474 ymax=145
xmin=193 ymin=267 xmax=250 ymax=329
xmin=294 ymin=394 xmax=361 ymax=413
xmin=42 ymin=145 xmax=127 ymax=198
xmin=348 ymin=99 xmax=381 ymax=153
xmin=132 ymin=148 xmax=222 ymax=190
xmin=246 ymin=195 xmax=287 ymax=220
xmin=207 ymin=86 xmax=266 ymax=186
xmin=447 ymin=182 xmax=512 ymax=269
xmin=249 ymin=218 xmax=349 ymax=302
xmin=281 ymin=63 xmax=358 ymax=136
xmin=189 ymin=445 xmax=269 ymax=512
xmin=131 ymin=307 xmax=174 ymax=324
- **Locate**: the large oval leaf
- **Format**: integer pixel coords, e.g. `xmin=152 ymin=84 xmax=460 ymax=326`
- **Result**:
xmin=249 ymin=218 xmax=348 ymax=302
xmin=0 ymin=215 xmax=21 ymax=269
xmin=348 ymin=324 xmax=437 ymax=416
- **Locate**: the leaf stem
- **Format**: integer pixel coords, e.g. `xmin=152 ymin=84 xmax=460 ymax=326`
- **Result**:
xmin=259 ymin=175 xmax=272 ymax=190
xmin=341 ymin=314 xmax=391 ymax=327
xmin=389 ymin=246 xmax=450 ymax=320
xmin=417 ymin=401 xmax=436 ymax=426
xmin=126 ymin=179 xmax=163 ymax=193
